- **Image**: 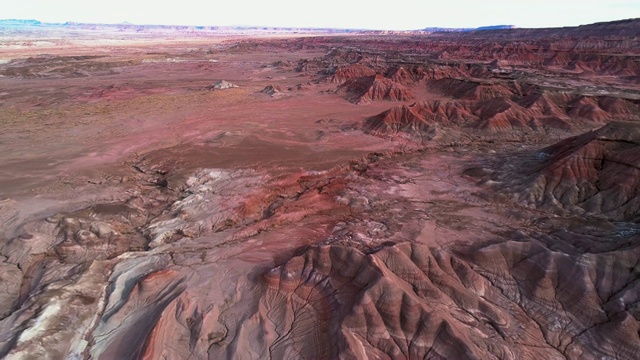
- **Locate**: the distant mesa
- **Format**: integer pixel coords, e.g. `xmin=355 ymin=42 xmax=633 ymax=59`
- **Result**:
xmin=0 ymin=19 xmax=41 ymax=26
xmin=422 ymin=25 xmax=516 ymax=32
xmin=206 ymin=80 xmax=238 ymax=90
xmin=476 ymin=25 xmax=517 ymax=31
xmin=513 ymin=121 xmax=640 ymax=220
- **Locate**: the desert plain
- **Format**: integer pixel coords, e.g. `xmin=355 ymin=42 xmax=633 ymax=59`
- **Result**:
xmin=0 ymin=20 xmax=639 ymax=359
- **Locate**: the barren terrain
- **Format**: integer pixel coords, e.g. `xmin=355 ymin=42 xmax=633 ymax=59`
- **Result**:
xmin=0 ymin=20 xmax=639 ymax=359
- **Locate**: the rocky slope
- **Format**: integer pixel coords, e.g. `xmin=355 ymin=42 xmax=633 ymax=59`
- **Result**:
xmin=338 ymin=74 xmax=414 ymax=104
xmin=514 ymin=121 xmax=640 ymax=220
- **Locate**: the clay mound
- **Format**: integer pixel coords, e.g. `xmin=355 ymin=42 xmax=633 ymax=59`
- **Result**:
xmin=597 ymin=96 xmax=639 ymax=116
xmin=249 ymin=243 xmax=542 ymax=359
xmin=518 ymin=121 xmax=640 ymax=220
xmin=531 ymin=116 xmax=573 ymax=131
xmin=339 ymin=75 xmax=414 ymax=104
xmin=567 ymin=96 xmax=610 ymax=122
xmin=386 ymin=66 xmax=413 ymax=84
xmin=519 ymin=93 xmax=638 ymax=124
xmin=422 ymin=66 xmax=471 ymax=81
xmin=473 ymin=98 xmax=534 ymax=131
xmin=231 ymin=239 xmax=640 ymax=359
xmin=329 ymin=64 xmax=377 ymax=83
xmin=604 ymin=58 xmax=640 ymax=77
xmin=260 ymin=84 xmax=284 ymax=97
xmin=364 ymin=96 xmax=577 ymax=138
xmin=364 ymin=103 xmax=434 ymax=137
xmin=324 ymin=48 xmax=367 ymax=64
xmin=206 ymin=80 xmax=239 ymax=90
xmin=364 ymin=100 xmax=475 ymax=136
xmin=295 ymin=59 xmax=321 ymax=73
xmin=362 ymin=81 xmax=639 ymax=138
xmin=565 ymin=60 xmax=597 ymax=74
xmin=429 ymin=78 xmax=523 ymax=100
xmin=517 ymin=92 xmax=568 ymax=117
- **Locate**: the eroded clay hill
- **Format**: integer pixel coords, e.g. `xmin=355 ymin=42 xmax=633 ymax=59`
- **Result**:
xmin=282 ymin=18 xmax=640 ymax=79
xmin=338 ymin=74 xmax=414 ymax=104
xmin=364 ymin=93 xmax=639 ymax=138
xmin=281 ymin=24 xmax=640 ymax=137
xmin=502 ymin=121 xmax=640 ymax=220
xmin=235 ymin=237 xmax=640 ymax=359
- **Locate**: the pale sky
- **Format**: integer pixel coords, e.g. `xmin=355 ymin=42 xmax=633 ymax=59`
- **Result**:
xmin=4 ymin=0 xmax=640 ymax=30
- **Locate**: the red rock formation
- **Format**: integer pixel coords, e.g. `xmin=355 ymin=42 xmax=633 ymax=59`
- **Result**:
xmin=329 ymin=63 xmax=378 ymax=83
xmin=2 ymin=18 xmax=640 ymax=360
xmin=567 ymin=96 xmax=610 ymax=122
xmin=339 ymin=74 xmax=414 ymax=104
xmin=428 ymin=78 xmax=525 ymax=100
xmin=364 ymin=96 xmax=576 ymax=136
xmin=364 ymin=100 xmax=473 ymax=136
xmin=518 ymin=121 xmax=640 ymax=220
xmin=236 ymin=237 xmax=640 ymax=358
xmin=260 ymin=84 xmax=285 ymax=97
xmin=386 ymin=66 xmax=414 ymax=84
xmin=365 ymin=77 xmax=638 ymax=137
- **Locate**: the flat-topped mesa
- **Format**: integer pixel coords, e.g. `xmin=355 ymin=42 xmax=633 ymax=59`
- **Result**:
xmin=339 ymin=74 xmax=414 ymax=104
xmin=518 ymin=121 xmax=640 ymax=220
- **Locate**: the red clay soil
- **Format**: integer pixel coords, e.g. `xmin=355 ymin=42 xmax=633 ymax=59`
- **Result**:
xmin=0 ymin=19 xmax=639 ymax=360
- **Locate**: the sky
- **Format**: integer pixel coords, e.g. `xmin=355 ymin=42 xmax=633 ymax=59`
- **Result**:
xmin=3 ymin=0 xmax=640 ymax=30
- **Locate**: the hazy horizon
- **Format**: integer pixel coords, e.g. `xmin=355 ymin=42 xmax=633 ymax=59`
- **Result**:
xmin=5 ymin=1 xmax=640 ymax=30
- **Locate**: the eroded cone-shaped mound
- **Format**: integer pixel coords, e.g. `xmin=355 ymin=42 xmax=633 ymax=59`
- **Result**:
xmin=232 ymin=240 xmax=640 ymax=359
xmin=428 ymin=78 xmax=525 ymax=100
xmin=260 ymin=84 xmax=284 ymax=97
xmin=250 ymin=243 xmax=549 ymax=359
xmin=364 ymin=100 xmax=474 ymax=137
xmin=386 ymin=66 xmax=414 ymax=84
xmin=364 ymin=103 xmax=431 ymax=136
xmin=520 ymin=121 xmax=640 ymax=220
xmin=597 ymin=96 xmax=638 ymax=116
xmin=339 ymin=75 xmax=414 ymax=104
xmin=364 ymin=97 xmax=572 ymax=136
xmin=329 ymin=64 xmax=377 ymax=83
xmin=568 ymin=96 xmax=610 ymax=122
xmin=517 ymin=92 xmax=570 ymax=118
xmin=364 ymin=75 xmax=639 ymax=138
xmin=473 ymin=97 xmax=538 ymax=131
xmin=206 ymin=80 xmax=239 ymax=90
